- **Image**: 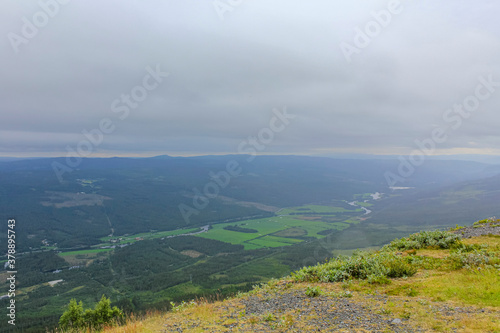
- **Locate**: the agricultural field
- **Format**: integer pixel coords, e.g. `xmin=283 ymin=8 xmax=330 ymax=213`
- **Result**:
xmin=279 ymin=204 xmax=360 ymax=215
xmin=61 ymin=202 xmax=372 ymax=256
xmin=59 ymin=248 xmax=113 ymax=257
xmin=354 ymin=201 xmax=373 ymax=207
xmin=57 ymin=227 xmax=203 ymax=259
xmin=196 ymin=206 xmax=363 ymax=250
xmin=98 ymin=227 xmax=201 ymax=246
xmin=354 ymin=193 xmax=376 ymax=200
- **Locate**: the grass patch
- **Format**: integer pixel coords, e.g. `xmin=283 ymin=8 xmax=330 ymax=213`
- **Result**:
xmin=59 ymin=248 xmax=113 ymax=256
xmin=273 ymin=227 xmax=307 ymax=238
xmin=305 ymin=286 xmax=321 ymax=297
xmin=99 ymin=227 xmax=200 ymax=245
xmin=280 ymin=205 xmax=356 ymax=215
xmin=64 ymin=286 xmax=86 ymax=294
xmin=355 ymin=201 xmax=373 ymax=207
xmin=248 ymin=236 xmax=301 ymax=248
xmin=417 ymin=268 xmax=500 ymax=306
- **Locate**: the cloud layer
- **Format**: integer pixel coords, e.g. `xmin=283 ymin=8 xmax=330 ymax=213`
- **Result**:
xmin=1 ymin=0 xmax=500 ymax=157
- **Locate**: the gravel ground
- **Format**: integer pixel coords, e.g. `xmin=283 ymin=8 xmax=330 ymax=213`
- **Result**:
xmin=237 ymin=290 xmax=422 ymax=332
xmin=451 ymin=221 xmax=500 ymax=238
xmin=162 ymin=288 xmax=499 ymax=332
xmin=161 ymin=289 xmax=423 ymax=332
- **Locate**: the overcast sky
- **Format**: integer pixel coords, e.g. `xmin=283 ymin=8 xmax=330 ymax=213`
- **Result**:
xmin=1 ymin=0 xmax=500 ymax=157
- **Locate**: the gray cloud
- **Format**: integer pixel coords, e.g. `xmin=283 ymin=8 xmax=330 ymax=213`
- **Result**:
xmin=1 ymin=0 xmax=500 ymax=157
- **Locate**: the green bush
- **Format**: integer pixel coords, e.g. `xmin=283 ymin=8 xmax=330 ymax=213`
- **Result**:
xmin=169 ymin=300 xmax=197 ymax=313
xmin=473 ymin=218 xmax=493 ymax=226
xmin=382 ymin=230 xmax=461 ymax=251
xmin=263 ymin=313 xmax=277 ymax=322
xmin=450 ymin=242 xmax=485 ymax=253
xmin=366 ymin=274 xmax=391 ymax=285
xmin=292 ymin=251 xmax=416 ymax=283
xmin=58 ymin=299 xmax=84 ymax=330
xmin=385 ymin=256 xmax=417 ymax=278
xmin=449 ymin=224 xmax=465 ymax=231
xmin=305 ymin=286 xmax=321 ymax=297
xmin=448 ymin=249 xmax=498 ymax=270
xmin=404 ymin=254 xmax=442 ymax=270
xmin=59 ymin=295 xmax=123 ymax=331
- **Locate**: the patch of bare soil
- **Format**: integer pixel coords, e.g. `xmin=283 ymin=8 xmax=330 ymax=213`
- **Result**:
xmin=181 ymin=250 xmax=204 ymax=258
xmin=40 ymin=191 xmax=111 ymax=208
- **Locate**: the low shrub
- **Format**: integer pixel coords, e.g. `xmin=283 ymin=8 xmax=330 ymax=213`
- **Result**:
xmin=169 ymin=300 xmax=197 ymax=313
xmin=292 ymin=251 xmax=416 ymax=283
xmin=263 ymin=313 xmax=277 ymax=322
xmin=59 ymin=295 xmax=123 ymax=331
xmin=473 ymin=217 xmax=496 ymax=226
xmin=385 ymin=256 xmax=417 ymax=278
xmin=305 ymin=286 xmax=322 ymax=297
xmin=329 ymin=290 xmax=353 ymax=298
xmin=449 ymin=224 xmax=465 ymax=231
xmin=404 ymin=254 xmax=442 ymax=270
xmin=382 ymin=230 xmax=461 ymax=251
xmin=367 ymin=274 xmax=391 ymax=285
xmin=448 ymin=249 xmax=497 ymax=270
xmin=450 ymin=242 xmax=485 ymax=253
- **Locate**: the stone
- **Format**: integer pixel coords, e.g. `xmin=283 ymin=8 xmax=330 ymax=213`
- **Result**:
xmin=391 ymin=318 xmax=402 ymax=325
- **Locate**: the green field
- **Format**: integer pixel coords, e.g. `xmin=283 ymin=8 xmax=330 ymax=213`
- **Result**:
xmin=355 ymin=201 xmax=373 ymax=207
xmin=279 ymin=205 xmax=358 ymax=215
xmin=59 ymin=248 xmax=113 ymax=256
xmin=344 ymin=218 xmax=361 ymax=224
xmin=196 ymin=213 xmax=358 ymax=249
xmin=98 ymin=227 xmax=200 ymax=246
xmin=64 ymin=227 xmax=204 ymax=258
xmin=354 ymin=193 xmax=374 ymax=200
xmin=79 ymin=203 xmax=371 ymax=253
xmin=247 ymin=235 xmax=302 ymax=248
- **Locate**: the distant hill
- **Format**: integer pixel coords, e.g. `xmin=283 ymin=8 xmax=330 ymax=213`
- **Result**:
xmin=1 ymin=155 xmax=499 ymax=252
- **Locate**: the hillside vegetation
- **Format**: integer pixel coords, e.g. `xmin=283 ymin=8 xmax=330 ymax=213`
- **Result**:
xmin=94 ymin=219 xmax=500 ymax=332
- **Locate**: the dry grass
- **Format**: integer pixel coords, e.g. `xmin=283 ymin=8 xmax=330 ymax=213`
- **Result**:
xmin=463 ymin=235 xmax=500 ymax=249
xmin=180 ymin=250 xmax=204 ymax=258
xmin=416 ymin=248 xmax=450 ymax=259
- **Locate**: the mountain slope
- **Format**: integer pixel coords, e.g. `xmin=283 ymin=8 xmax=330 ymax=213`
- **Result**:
xmin=104 ymin=222 xmax=500 ymax=332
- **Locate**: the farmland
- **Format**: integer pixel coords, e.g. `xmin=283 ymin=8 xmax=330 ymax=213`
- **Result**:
xmin=58 ymin=202 xmax=370 ymax=257
xmin=59 ymin=248 xmax=113 ymax=256
xmin=196 ymin=204 xmax=365 ymax=249
xmin=279 ymin=204 xmax=361 ymax=215
xmin=99 ymin=227 xmax=201 ymax=245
